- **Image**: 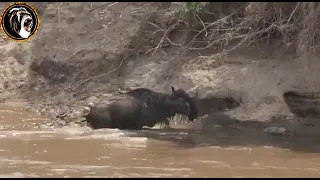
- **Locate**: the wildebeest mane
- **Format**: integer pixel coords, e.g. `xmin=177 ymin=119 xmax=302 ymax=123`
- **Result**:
xmin=120 ymin=88 xmax=182 ymax=111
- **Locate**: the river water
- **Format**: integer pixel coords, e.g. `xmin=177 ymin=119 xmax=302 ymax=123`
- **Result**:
xmin=1 ymin=105 xmax=320 ymax=178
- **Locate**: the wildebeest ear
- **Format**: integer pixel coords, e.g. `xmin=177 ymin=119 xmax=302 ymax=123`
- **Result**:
xmin=171 ymin=86 xmax=177 ymax=94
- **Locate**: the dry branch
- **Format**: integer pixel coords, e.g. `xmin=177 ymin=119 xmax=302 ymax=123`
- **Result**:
xmin=154 ymin=2 xmax=320 ymax=59
xmin=57 ymin=3 xmax=67 ymax=50
xmin=150 ymin=21 xmax=180 ymax=56
xmin=73 ymin=54 xmax=129 ymax=89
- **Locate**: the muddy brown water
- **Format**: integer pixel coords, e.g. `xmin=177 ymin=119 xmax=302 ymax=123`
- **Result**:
xmin=1 ymin=105 xmax=320 ymax=178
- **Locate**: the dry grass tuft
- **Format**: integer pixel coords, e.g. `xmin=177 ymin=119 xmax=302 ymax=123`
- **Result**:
xmin=145 ymin=2 xmax=320 ymax=63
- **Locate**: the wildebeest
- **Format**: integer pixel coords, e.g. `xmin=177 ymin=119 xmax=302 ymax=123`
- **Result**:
xmin=120 ymin=87 xmax=198 ymax=120
xmin=83 ymin=87 xmax=198 ymax=130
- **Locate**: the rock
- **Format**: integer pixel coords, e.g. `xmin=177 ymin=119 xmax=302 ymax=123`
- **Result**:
xmin=264 ymin=126 xmax=286 ymax=135
xmin=214 ymin=124 xmax=223 ymax=128
xmin=101 ymin=93 xmax=113 ymax=97
xmin=82 ymin=106 xmax=91 ymax=117
xmin=86 ymin=96 xmax=98 ymax=105
xmin=30 ymin=58 xmax=70 ymax=83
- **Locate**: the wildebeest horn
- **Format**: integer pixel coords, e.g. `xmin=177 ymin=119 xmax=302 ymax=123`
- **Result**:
xmin=171 ymin=86 xmax=177 ymax=95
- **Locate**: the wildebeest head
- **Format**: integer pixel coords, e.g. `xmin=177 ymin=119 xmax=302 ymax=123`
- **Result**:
xmin=171 ymin=86 xmax=198 ymax=121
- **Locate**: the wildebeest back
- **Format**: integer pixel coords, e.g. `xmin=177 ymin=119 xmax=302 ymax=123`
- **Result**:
xmin=86 ymin=96 xmax=145 ymax=129
xmin=107 ymin=97 xmax=144 ymax=129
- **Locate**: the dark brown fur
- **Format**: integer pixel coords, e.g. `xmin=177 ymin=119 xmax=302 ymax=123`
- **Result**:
xmin=119 ymin=87 xmax=198 ymax=121
xmin=170 ymin=86 xmax=198 ymax=120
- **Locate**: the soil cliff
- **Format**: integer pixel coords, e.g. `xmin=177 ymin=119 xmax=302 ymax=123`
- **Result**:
xmin=1 ymin=2 xmax=320 ymax=136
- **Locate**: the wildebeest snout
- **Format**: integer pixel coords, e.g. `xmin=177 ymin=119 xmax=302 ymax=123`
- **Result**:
xmin=171 ymin=98 xmax=191 ymax=116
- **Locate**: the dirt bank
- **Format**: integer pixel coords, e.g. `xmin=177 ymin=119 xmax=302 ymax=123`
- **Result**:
xmin=1 ymin=2 xmax=320 ymax=136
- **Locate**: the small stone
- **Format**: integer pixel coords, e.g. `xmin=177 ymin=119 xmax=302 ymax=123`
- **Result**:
xmin=82 ymin=106 xmax=91 ymax=116
xmin=86 ymin=96 xmax=98 ymax=104
xmin=214 ymin=124 xmax=223 ymax=128
xmin=264 ymin=126 xmax=286 ymax=135
xmin=102 ymin=93 xmax=113 ymax=97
